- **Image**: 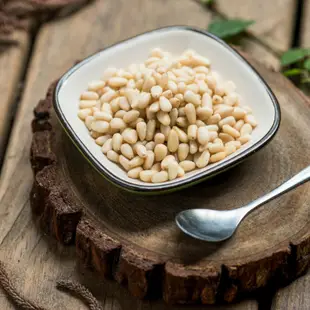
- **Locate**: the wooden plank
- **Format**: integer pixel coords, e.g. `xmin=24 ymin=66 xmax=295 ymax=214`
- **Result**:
xmin=0 ymin=0 xmax=287 ymax=308
xmin=214 ymin=0 xmax=296 ymax=53
xmin=271 ymin=272 xmax=310 ymax=310
xmin=301 ymin=0 xmax=310 ymax=47
xmin=0 ymin=30 xmax=29 ymax=164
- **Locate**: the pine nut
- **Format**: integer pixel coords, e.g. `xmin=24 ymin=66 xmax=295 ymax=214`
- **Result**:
xmin=85 ymin=116 xmax=94 ymax=130
xmin=81 ymin=91 xmax=99 ymax=100
xmin=110 ymin=118 xmax=126 ymax=131
xmin=234 ymin=119 xmax=245 ymax=131
xmin=91 ymin=120 xmax=110 ymax=133
xmin=143 ymin=151 xmax=155 ymax=169
xmin=168 ymin=161 xmax=179 ymax=180
xmin=143 ymin=76 xmax=156 ymax=92
xmin=196 ymin=107 xmax=213 ymax=120
xmin=139 ymin=170 xmax=156 ymax=182
xmin=154 ymin=133 xmax=166 ymax=145
xmin=102 ymin=138 xmax=113 ymax=154
xmin=78 ymin=109 xmax=92 ymax=120
xmin=151 ymin=85 xmax=163 ymax=99
xmin=173 ymin=126 xmax=188 ymax=143
xmin=176 ymin=116 xmax=188 ymax=128
xmin=123 ymin=110 xmax=140 ymax=123
xmin=219 ymin=116 xmax=236 ymax=128
xmin=95 ymin=135 xmax=111 ymax=146
xmin=232 ymin=107 xmax=246 ymax=119
xmin=136 ymin=121 xmax=147 ymax=141
xmin=224 ymin=144 xmax=237 ymax=156
xmin=79 ymin=100 xmax=97 ymax=109
xmin=145 ymin=141 xmax=155 ymax=151
xmin=108 ymin=77 xmax=128 ymax=88
xmin=196 ymin=120 xmax=206 ymax=127
xmin=196 ymin=150 xmax=210 ymax=168
xmin=151 ymin=171 xmax=169 ymax=183
xmin=189 ymin=140 xmax=198 ymax=154
xmin=167 ymin=129 xmax=179 ymax=152
xmin=107 ymin=150 xmax=119 ymax=163
xmin=187 ymin=84 xmax=199 ymax=94
xmin=100 ymin=89 xmax=116 ymax=103
xmin=112 ymin=133 xmax=123 ymax=152
xmin=146 ymin=120 xmax=156 ymax=141
xmin=122 ymin=128 xmax=138 ymax=144
xmin=149 ymin=101 xmax=160 ymax=113
xmin=210 ymin=152 xmax=226 ymax=163
xmin=245 ymin=114 xmax=258 ymax=127
xmin=102 ymin=67 xmax=117 ymax=81
xmin=217 ymin=106 xmax=234 ymax=118
xmin=94 ymin=111 xmax=112 ymax=122
xmin=88 ymin=80 xmax=105 ymax=91
xmin=161 ymin=155 xmax=176 ymax=170
xmin=154 ymin=144 xmax=168 ymax=161
xmin=119 ymin=155 xmax=131 ymax=171
xmin=178 ymin=82 xmax=186 ymax=93
xmin=169 ymin=108 xmax=178 ymax=126
xmin=157 ymin=111 xmax=170 ymax=126
xmin=159 ymin=96 xmax=172 ymax=112
xmin=226 ymin=140 xmax=241 ymax=149
xmin=184 ymin=90 xmax=201 ymax=106
xmin=206 ymin=125 xmax=219 ymax=132
xmin=177 ymin=143 xmax=189 ymax=161
xmin=135 ymin=144 xmax=147 ymax=158
xmin=187 ymin=124 xmax=198 ymax=140
xmin=219 ymin=133 xmax=234 ymax=143
xmin=168 ymin=80 xmax=178 ymax=94
xmin=240 ymin=123 xmax=253 ymax=136
xmin=207 ymin=113 xmax=221 ymax=125
xmin=160 ymin=125 xmax=171 ymax=140
xmin=170 ymin=97 xmax=181 ymax=109
xmin=197 ymin=126 xmax=209 ymax=145
xmin=238 ymin=134 xmax=251 ymax=145
xmin=222 ymin=124 xmax=240 ymax=138
xmin=128 ymin=167 xmax=143 ymax=179
xmin=208 ymin=143 xmax=225 ymax=154
xmin=120 ymin=143 xmax=134 ymax=159
xmin=114 ymin=110 xmax=126 ymax=119
xmin=179 ymin=160 xmax=195 ymax=172
xmin=129 ymin=156 xmax=144 ymax=168
xmin=185 ymin=103 xmax=196 ymax=124
xmin=151 ymin=163 xmax=161 ymax=172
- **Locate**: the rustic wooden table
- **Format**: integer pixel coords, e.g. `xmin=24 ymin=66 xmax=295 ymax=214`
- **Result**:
xmin=0 ymin=1 xmax=309 ymax=309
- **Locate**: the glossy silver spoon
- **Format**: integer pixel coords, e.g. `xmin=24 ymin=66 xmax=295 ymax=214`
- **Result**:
xmin=176 ymin=165 xmax=310 ymax=242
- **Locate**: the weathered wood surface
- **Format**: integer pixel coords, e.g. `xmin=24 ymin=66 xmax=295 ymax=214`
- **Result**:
xmin=301 ymin=0 xmax=310 ymax=47
xmin=0 ymin=30 xmax=29 ymax=164
xmin=215 ymin=0 xmax=296 ymax=53
xmin=0 ymin=0 xmax=266 ymax=308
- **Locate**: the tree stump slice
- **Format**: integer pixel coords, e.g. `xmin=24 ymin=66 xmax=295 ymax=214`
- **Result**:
xmin=30 ymin=54 xmax=310 ymax=305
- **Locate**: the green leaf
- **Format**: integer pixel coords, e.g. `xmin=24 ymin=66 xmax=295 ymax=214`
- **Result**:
xmin=281 ymin=48 xmax=310 ymax=66
xmin=283 ymin=68 xmax=303 ymax=77
xmin=304 ymin=58 xmax=310 ymax=71
xmin=207 ymin=19 xmax=254 ymax=39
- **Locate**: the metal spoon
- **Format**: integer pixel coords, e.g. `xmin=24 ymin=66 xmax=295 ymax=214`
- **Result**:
xmin=175 ymin=165 xmax=310 ymax=242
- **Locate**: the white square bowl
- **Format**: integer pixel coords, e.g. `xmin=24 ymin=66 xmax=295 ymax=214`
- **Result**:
xmin=54 ymin=26 xmax=280 ymax=194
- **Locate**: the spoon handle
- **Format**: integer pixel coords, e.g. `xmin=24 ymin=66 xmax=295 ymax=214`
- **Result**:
xmin=240 ymin=165 xmax=310 ymax=217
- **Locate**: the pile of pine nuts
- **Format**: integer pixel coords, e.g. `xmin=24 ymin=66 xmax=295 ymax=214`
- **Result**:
xmin=78 ymin=48 xmax=257 ymax=183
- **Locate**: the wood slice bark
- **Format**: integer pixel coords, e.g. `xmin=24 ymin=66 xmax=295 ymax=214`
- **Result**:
xmin=29 ymin=54 xmax=310 ymax=305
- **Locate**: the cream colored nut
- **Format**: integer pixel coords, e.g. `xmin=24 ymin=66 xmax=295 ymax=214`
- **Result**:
xmin=196 ymin=107 xmax=212 ymax=120
xmin=219 ymin=133 xmax=234 ymax=143
xmin=208 ymin=143 xmax=225 ymax=154
xmin=240 ymin=123 xmax=253 ymax=136
xmin=138 ymin=92 xmax=151 ymax=109
xmin=108 ymin=77 xmax=128 ymax=88
xmin=151 ymin=162 xmax=161 ymax=172
xmin=178 ymin=143 xmax=190 ymax=161
xmin=170 ymin=97 xmax=180 ymax=109
xmin=178 ymin=82 xmax=186 ymax=94
xmin=107 ymin=150 xmax=119 ymax=163
xmin=212 ymin=95 xmax=223 ymax=105
xmin=145 ymin=141 xmax=155 ymax=151
xmin=151 ymin=171 xmax=169 ymax=183
xmin=184 ymin=90 xmax=201 ymax=106
xmin=184 ymin=103 xmax=196 ymax=124
xmin=123 ymin=110 xmax=140 ymax=123
xmin=159 ymin=73 xmax=168 ymax=89
xmin=157 ymin=111 xmax=170 ymax=126
xmin=146 ymin=107 xmax=156 ymax=120
xmin=151 ymin=85 xmax=163 ymax=99
xmin=154 ymin=133 xmax=165 ymax=145
xmin=189 ymin=140 xmax=198 ymax=154
xmin=149 ymin=101 xmax=160 ymax=113
xmin=214 ymin=85 xmax=225 ymax=97
xmin=136 ymin=144 xmax=147 ymax=158
xmin=124 ymin=89 xmax=139 ymax=107
xmin=150 ymin=48 xmax=165 ymax=58
xmin=224 ymin=144 xmax=237 ymax=156
xmin=102 ymin=67 xmax=117 ymax=81
xmin=196 ymin=150 xmax=210 ymax=168
xmin=114 ymin=110 xmax=126 ymax=119
xmin=238 ymin=134 xmax=251 ymax=145
xmin=232 ymin=107 xmax=246 ymax=120
xmin=94 ymin=111 xmax=112 ymax=122
xmin=119 ymin=96 xmax=130 ymax=111
xmin=219 ymin=116 xmax=236 ymax=128
xmin=222 ymin=124 xmax=240 ymax=138
xmin=139 ymin=170 xmax=156 ymax=182
xmin=91 ymin=120 xmax=109 ymax=133
xmin=122 ymin=128 xmax=138 ymax=144
xmin=129 ymin=156 xmax=144 ymax=168
xmin=196 ymin=80 xmax=209 ymax=95
xmin=196 ymin=120 xmax=206 ymax=127
xmin=244 ymin=114 xmax=257 ymax=127
xmin=179 ymin=160 xmax=195 ymax=172
xmin=202 ymin=93 xmax=213 ymax=109
xmin=159 ymin=96 xmax=172 ymax=112
xmin=126 ymin=79 xmax=136 ymax=89
xmin=112 ymin=133 xmax=123 ymax=152
xmin=143 ymin=150 xmax=155 ymax=169
xmin=210 ymin=152 xmax=226 ymax=163
xmin=128 ymin=167 xmax=143 ymax=179
xmin=91 ymin=131 xmax=101 ymax=139
xmin=120 ymin=143 xmax=134 ymax=159
xmin=206 ymin=125 xmax=219 ymax=132
xmin=80 ymin=91 xmax=99 ymax=100
xmin=101 ymin=102 xmax=112 ymax=115
xmin=79 ymin=100 xmax=97 ymax=109
xmin=136 ymin=122 xmax=147 ymax=141
xmin=207 ymin=114 xmax=221 ymax=125
xmin=161 ymin=155 xmax=176 ymax=170
xmin=167 ymin=80 xmax=178 ymax=94
xmin=162 ymin=89 xmax=173 ymax=99
xmin=167 ymin=129 xmax=179 ymax=153
xmin=197 ymin=126 xmax=209 ymax=145
xmin=160 ymin=125 xmax=171 ymax=140
xmin=173 ymin=126 xmax=188 ymax=143
xmin=95 ymin=135 xmax=111 ymax=146
xmin=243 ymin=106 xmax=253 ymax=114
xmin=100 ymin=89 xmax=117 ymax=103
xmin=234 ymin=120 xmax=245 ymax=131
xmin=142 ymin=76 xmax=156 ymax=92
xmin=177 ymin=166 xmax=185 ymax=177
xmin=217 ymin=106 xmax=234 ymax=118
xmin=146 ymin=120 xmax=156 ymax=141
xmin=129 ymin=117 xmax=144 ymax=128
xmin=213 ymin=138 xmax=223 ymax=146
xmin=176 ymin=116 xmax=188 ymax=128
xmin=194 ymin=66 xmax=209 ymax=74
xmin=169 ymin=108 xmax=178 ymax=126
xmin=119 ymin=155 xmax=131 ymax=171
xmin=85 ymin=116 xmax=95 ymax=130
xmin=102 ymin=138 xmax=112 ymax=154
xmin=178 ymin=107 xmax=185 ymax=117
xmin=168 ymin=161 xmax=179 ymax=180
xmin=187 ymin=124 xmax=198 ymax=140
xmin=187 ymin=83 xmax=199 ymax=94
xmin=154 ymin=144 xmax=168 ymax=162
xmin=208 ymin=131 xmax=218 ymax=142
xmin=145 ymin=56 xmax=161 ymax=65
xmin=110 ymin=118 xmax=126 ymax=131
xmin=78 ymin=109 xmax=92 ymax=120
xmin=88 ymin=80 xmax=105 ymax=91
xmin=226 ymin=140 xmax=241 ymax=149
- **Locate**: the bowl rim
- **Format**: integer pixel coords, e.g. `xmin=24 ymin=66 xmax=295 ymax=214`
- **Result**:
xmin=54 ymin=25 xmax=281 ymax=193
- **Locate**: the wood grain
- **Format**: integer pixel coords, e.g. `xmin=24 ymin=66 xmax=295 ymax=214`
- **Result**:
xmin=301 ymin=0 xmax=310 ymax=47
xmin=0 ymin=0 xmax=262 ymax=308
xmin=214 ymin=0 xmax=295 ymax=53
xmin=0 ymin=30 xmax=29 ymax=164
